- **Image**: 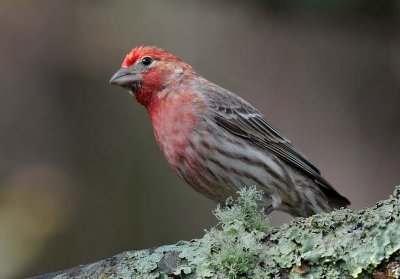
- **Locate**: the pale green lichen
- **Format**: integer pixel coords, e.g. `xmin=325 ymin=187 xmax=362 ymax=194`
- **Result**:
xmin=198 ymin=187 xmax=269 ymax=278
xmin=54 ymin=186 xmax=400 ymax=279
xmin=263 ymin=186 xmax=400 ymax=278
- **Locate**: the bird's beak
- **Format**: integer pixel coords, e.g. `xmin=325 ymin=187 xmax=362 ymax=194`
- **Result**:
xmin=109 ymin=68 xmax=139 ymax=88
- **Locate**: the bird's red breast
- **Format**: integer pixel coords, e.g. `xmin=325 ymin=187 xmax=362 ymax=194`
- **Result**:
xmin=148 ymin=89 xmax=200 ymax=168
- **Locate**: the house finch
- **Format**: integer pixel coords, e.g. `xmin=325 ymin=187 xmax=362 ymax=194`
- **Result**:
xmin=110 ymin=46 xmax=350 ymax=217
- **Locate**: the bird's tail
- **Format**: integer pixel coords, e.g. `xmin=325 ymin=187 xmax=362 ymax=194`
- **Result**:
xmin=315 ymin=177 xmax=351 ymax=209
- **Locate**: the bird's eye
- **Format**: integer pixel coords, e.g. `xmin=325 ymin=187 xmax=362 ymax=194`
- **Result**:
xmin=141 ymin=57 xmax=153 ymax=66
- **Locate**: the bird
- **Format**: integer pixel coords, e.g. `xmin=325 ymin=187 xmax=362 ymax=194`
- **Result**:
xmin=110 ymin=46 xmax=350 ymax=217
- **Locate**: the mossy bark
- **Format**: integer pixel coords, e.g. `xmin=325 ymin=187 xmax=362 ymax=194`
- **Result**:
xmin=32 ymin=187 xmax=400 ymax=279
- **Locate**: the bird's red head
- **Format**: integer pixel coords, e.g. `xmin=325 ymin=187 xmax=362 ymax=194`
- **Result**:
xmin=110 ymin=46 xmax=192 ymax=107
xmin=121 ymin=46 xmax=182 ymax=68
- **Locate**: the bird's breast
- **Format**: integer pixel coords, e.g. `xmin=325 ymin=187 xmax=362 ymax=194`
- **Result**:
xmin=148 ymin=92 xmax=202 ymax=169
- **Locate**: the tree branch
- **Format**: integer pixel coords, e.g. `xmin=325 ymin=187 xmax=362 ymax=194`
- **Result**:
xmin=32 ymin=186 xmax=400 ymax=279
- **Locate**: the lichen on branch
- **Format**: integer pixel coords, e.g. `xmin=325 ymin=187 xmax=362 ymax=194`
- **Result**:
xmin=39 ymin=186 xmax=400 ymax=279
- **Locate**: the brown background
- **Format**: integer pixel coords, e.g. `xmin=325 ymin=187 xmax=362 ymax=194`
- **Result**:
xmin=0 ymin=1 xmax=399 ymax=278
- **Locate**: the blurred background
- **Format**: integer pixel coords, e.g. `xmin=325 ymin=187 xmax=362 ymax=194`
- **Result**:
xmin=0 ymin=0 xmax=399 ymax=278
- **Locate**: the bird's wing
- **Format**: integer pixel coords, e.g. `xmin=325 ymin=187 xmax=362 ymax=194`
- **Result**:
xmin=209 ymin=94 xmax=321 ymax=178
xmin=203 ymin=84 xmax=350 ymax=207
